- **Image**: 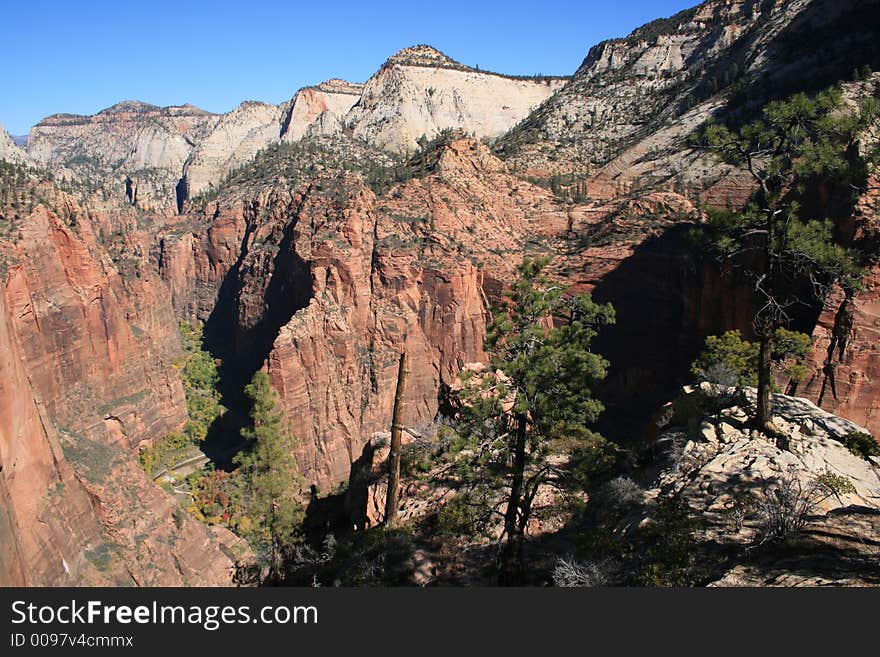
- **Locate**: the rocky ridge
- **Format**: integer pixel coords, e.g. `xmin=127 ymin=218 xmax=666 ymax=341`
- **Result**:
xmin=648 ymin=384 xmax=880 ymax=586
xmin=0 ymin=124 xmax=32 ymax=166
xmin=496 ymin=0 xmax=879 ymax=193
xmin=280 ymin=79 xmax=364 ymax=144
xmin=347 ymin=46 xmax=565 ymax=154
xmin=24 ymin=46 xmax=563 ymax=213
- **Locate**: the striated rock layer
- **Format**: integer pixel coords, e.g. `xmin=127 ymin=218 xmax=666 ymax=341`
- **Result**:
xmin=160 ymin=138 xmax=559 ymax=489
xmin=280 ymin=79 xmax=364 ymax=143
xmin=26 ymin=45 xmax=565 ymax=212
xmin=794 ymin=175 xmax=880 ymax=436
xmin=27 ymin=102 xmax=220 ymax=212
xmin=0 ymin=181 xmax=245 ymax=585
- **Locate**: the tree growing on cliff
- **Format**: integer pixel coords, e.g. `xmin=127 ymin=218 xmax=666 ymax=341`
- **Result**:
xmin=234 ymin=370 xmax=303 ymax=581
xmin=696 ymin=88 xmax=878 ymax=431
xmin=449 ymin=257 xmax=615 ymax=584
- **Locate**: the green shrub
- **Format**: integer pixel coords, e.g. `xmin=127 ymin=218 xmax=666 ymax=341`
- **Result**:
xmin=177 ymin=321 xmax=225 ymax=442
xmin=691 ymin=330 xmax=758 ymax=386
xmin=137 ymin=431 xmax=191 ymax=476
xmin=637 ymin=493 xmax=704 ymax=586
xmin=293 ymin=528 xmax=415 ymax=586
xmin=437 ymin=490 xmax=491 ymax=538
xmin=843 ymin=431 xmax=880 ymax=461
xmin=691 ymin=328 xmax=811 ymax=387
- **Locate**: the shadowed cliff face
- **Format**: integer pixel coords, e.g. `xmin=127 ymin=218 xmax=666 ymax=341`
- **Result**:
xmin=157 ymin=140 xmax=772 ymax=486
xmin=159 ymin=139 xmax=558 ymax=488
xmin=589 ymin=226 xmax=756 ymax=430
xmin=791 ymin=176 xmax=880 ymax=435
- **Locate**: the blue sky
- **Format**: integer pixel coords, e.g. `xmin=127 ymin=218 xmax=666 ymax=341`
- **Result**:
xmin=2 ymin=0 xmax=696 ymax=135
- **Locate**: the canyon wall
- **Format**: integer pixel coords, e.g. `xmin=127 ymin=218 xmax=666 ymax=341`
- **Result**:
xmin=157 ymin=139 xmax=556 ymax=489
xmin=0 ymin=186 xmax=245 ymax=585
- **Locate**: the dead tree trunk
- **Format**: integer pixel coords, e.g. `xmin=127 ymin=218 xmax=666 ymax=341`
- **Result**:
xmin=384 ymin=351 xmax=408 ymax=526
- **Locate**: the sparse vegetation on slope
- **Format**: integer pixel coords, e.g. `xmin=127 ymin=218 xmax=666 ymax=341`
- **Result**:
xmin=138 ymin=322 xmax=225 ymax=476
xmin=188 ymin=136 xmax=398 ymax=207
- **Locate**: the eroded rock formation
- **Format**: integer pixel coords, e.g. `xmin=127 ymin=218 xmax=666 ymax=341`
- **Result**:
xmin=0 ymin=182 xmax=246 ymax=585
xmin=346 ymin=45 xmax=565 ymax=154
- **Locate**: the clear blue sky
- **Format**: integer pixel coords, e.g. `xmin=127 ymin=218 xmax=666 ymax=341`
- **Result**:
xmin=2 ymin=0 xmax=696 ymax=135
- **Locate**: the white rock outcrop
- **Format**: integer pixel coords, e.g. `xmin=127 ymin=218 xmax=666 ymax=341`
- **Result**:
xmin=0 ymin=124 xmax=31 ymax=166
xmin=654 ymin=385 xmax=880 ymax=527
xmin=280 ymin=79 xmax=363 ymax=143
xmin=346 ymin=46 xmax=565 ymax=154
xmin=182 ymin=101 xmax=283 ymax=198
xmin=26 ymin=102 xmax=220 ymax=211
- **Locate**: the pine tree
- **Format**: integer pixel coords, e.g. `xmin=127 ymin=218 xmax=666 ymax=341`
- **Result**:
xmin=234 ymin=370 xmax=303 ymax=581
xmin=697 ymin=88 xmax=878 ymax=430
xmin=452 ymin=257 xmax=615 ymax=584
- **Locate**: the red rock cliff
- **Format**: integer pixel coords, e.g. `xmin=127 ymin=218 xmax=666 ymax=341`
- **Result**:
xmin=0 ymin=191 xmax=246 ymax=585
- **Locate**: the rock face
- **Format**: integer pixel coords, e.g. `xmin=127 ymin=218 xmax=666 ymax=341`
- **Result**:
xmin=171 ymin=138 xmax=558 ymax=489
xmin=497 ymin=0 xmax=880 ymax=189
xmin=28 ymin=102 xmax=219 ymax=212
xmin=280 ymin=79 xmax=364 ymax=143
xmin=183 ymin=82 xmax=366 ymax=199
xmin=649 ymin=384 xmax=880 ymax=586
xmin=0 ymin=179 xmax=246 ymax=585
xmin=794 ymin=174 xmax=880 ymax=436
xmin=183 ymin=101 xmax=283 ymax=199
xmin=26 ymin=45 xmax=564 ymax=212
xmin=347 ymin=46 xmax=565 ymax=154
xmin=0 ymin=124 xmax=32 ymax=166
xmin=3 ymin=203 xmax=186 ymax=448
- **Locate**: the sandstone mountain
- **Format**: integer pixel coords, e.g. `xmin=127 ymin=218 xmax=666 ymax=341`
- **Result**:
xmin=496 ymin=0 xmax=880 ymax=189
xmin=345 ymin=45 xmax=565 ymax=154
xmin=182 ymin=101 xmax=283 ymax=200
xmin=158 ymin=136 xmax=553 ymax=488
xmin=24 ymin=47 xmax=563 ymax=213
xmin=1 ymin=0 xmax=879 ymax=587
xmin=27 ymin=101 xmax=220 ymax=212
